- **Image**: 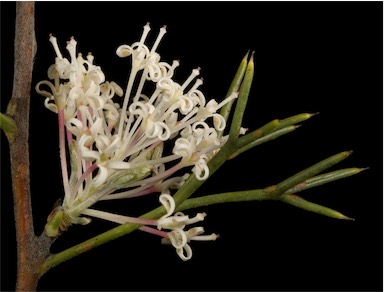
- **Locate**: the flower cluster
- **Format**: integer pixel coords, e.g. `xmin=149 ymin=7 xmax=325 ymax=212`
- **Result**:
xmin=36 ymin=23 xmax=235 ymax=260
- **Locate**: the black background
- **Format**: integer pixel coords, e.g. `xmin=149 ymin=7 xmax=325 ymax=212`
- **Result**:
xmin=1 ymin=1 xmax=383 ymax=291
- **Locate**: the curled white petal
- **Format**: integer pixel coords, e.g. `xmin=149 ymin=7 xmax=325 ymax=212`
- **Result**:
xmin=176 ymin=243 xmax=192 ymax=261
xmin=93 ymin=165 xmax=108 ymax=187
xmin=78 ymin=132 xmax=94 ymax=147
xmin=145 ymin=119 xmax=171 ymax=140
xmin=35 ymin=80 xmax=56 ymax=98
xmin=212 ymin=113 xmax=226 ymax=131
xmin=187 ymin=89 xmax=206 ymax=107
xmin=129 ymin=101 xmax=155 ymax=117
xmin=87 ymin=68 xmax=105 ymax=85
xmin=94 ymin=135 xmax=110 ymax=151
xmin=173 ymin=137 xmax=195 ymax=158
xmin=44 ymin=97 xmax=58 ymax=113
xmin=47 ymin=64 xmax=60 ymax=80
xmin=157 ymin=214 xmax=189 ymax=230
xmin=147 ymin=62 xmax=162 ymax=81
xmin=110 ymin=81 xmax=124 ymax=97
xmin=158 ymin=60 xmax=179 ymax=78
xmin=167 ymin=228 xmax=187 ymax=249
xmin=66 ymin=118 xmax=84 ymax=137
xmin=81 ymin=148 xmax=100 ymax=161
xmin=161 ymin=173 xmax=189 ymax=190
xmin=68 ymin=87 xmax=84 ymax=101
xmin=193 ymin=157 xmax=209 ymax=180
xmin=89 ymin=117 xmax=103 ymax=136
xmin=158 ymin=193 xmax=175 ymax=221
xmin=116 ymin=44 xmax=133 ymax=58
xmin=180 ymin=125 xmax=192 ymax=137
xmin=178 ymin=96 xmax=194 ymax=114
xmin=55 ymin=58 xmax=72 ymax=79
xmin=104 ymin=103 xmax=120 ymax=125
xmin=186 ymin=226 xmax=205 ymax=238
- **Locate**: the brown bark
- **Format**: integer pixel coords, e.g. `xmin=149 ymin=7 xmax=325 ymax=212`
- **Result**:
xmin=6 ymin=2 xmax=52 ymax=290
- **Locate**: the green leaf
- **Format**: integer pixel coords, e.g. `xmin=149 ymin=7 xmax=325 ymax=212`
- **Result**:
xmin=232 ymin=125 xmax=298 ymax=159
xmin=228 ymin=52 xmax=254 ymax=141
xmin=0 ymin=112 xmax=16 ymax=142
xmin=280 ymin=194 xmax=353 ymax=220
xmin=275 ymin=112 xmax=318 ymax=131
xmin=265 ymin=151 xmax=353 ymax=199
xmin=287 ymin=168 xmax=367 ymax=193
xmin=218 ymin=51 xmax=249 ymax=137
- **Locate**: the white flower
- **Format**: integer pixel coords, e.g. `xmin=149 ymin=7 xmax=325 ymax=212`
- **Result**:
xmin=36 ymin=24 xmax=234 ymax=260
xmin=157 ymin=193 xmax=219 ymax=261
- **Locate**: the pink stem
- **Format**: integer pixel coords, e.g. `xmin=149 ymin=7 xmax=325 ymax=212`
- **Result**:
xmin=71 ymin=162 xmax=98 ymax=195
xmin=58 ymin=109 xmax=69 ymax=194
xmin=139 ymin=226 xmax=168 ymax=238
xmin=121 ymin=185 xmax=158 ymax=199
xmin=66 ymin=127 xmax=73 ymax=145
xmin=129 ymin=162 xmax=184 ymax=188
xmin=124 ymin=217 xmax=157 ymax=226
xmin=134 ymin=186 xmax=157 ymax=197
